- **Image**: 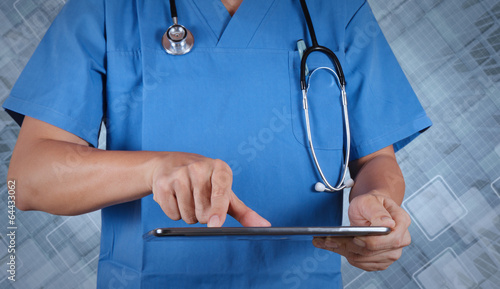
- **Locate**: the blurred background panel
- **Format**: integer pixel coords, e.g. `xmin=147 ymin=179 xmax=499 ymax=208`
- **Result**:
xmin=0 ymin=0 xmax=499 ymax=288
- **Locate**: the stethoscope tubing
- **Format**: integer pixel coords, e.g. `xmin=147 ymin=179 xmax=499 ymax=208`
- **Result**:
xmin=299 ymin=0 xmax=352 ymax=192
xmin=300 ymin=46 xmax=346 ymax=91
xmin=303 ymin=67 xmax=351 ymax=192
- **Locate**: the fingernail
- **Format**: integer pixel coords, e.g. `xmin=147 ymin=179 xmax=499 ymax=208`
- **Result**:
xmin=259 ymin=220 xmax=272 ymax=227
xmin=325 ymin=239 xmax=339 ymax=249
xmin=353 ymin=238 xmax=366 ymax=247
xmin=208 ymin=215 xmax=220 ymax=227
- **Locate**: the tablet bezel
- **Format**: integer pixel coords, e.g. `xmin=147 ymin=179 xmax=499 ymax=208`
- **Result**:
xmin=144 ymin=226 xmax=391 ymax=240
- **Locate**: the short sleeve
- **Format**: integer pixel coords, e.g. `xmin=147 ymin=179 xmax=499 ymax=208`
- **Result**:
xmin=343 ymin=0 xmax=432 ymax=160
xmin=2 ymin=0 xmax=106 ymax=147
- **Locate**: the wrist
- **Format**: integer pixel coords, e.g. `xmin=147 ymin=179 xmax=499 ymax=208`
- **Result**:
xmin=144 ymin=151 xmax=170 ymax=193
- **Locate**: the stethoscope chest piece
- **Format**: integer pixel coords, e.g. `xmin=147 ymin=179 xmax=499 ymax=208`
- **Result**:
xmin=162 ymin=23 xmax=194 ymax=55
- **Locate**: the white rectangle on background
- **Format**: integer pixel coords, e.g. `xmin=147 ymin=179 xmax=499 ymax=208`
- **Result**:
xmin=403 ymin=175 xmax=468 ymax=241
xmin=413 ymin=248 xmax=477 ymax=289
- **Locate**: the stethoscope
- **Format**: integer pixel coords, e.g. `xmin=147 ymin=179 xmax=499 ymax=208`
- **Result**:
xmin=162 ymin=0 xmax=194 ymax=55
xmin=162 ymin=0 xmax=354 ymax=192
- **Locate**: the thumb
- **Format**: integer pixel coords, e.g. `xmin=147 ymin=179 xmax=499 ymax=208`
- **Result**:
xmin=371 ymin=210 xmax=396 ymax=228
xmin=228 ymin=193 xmax=271 ymax=227
xmin=349 ymin=195 xmax=396 ymax=228
xmin=367 ymin=199 xmax=397 ymax=229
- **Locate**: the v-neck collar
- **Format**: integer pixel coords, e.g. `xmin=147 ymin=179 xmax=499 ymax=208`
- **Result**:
xmin=191 ymin=0 xmax=277 ymax=48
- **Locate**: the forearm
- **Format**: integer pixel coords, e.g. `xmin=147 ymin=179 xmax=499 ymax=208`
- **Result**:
xmin=8 ymin=139 xmax=160 ymax=215
xmin=349 ymin=146 xmax=405 ymax=205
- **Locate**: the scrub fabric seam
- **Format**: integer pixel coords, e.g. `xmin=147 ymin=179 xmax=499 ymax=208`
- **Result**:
xmin=144 ymin=45 xmax=295 ymax=54
xmin=3 ymin=95 xmax=100 ymax=147
xmin=244 ymin=0 xmax=279 ymax=48
xmin=344 ymin=0 xmax=368 ymax=30
xmin=106 ymin=49 xmax=142 ymax=55
xmin=189 ymin=0 xmax=225 ymax=43
xmin=350 ymin=114 xmax=432 ymax=159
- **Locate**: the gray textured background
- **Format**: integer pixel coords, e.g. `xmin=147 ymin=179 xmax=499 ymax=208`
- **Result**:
xmin=1 ymin=0 xmax=499 ymax=288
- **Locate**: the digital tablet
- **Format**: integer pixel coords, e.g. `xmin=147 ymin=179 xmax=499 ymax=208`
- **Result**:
xmin=144 ymin=226 xmax=390 ymax=241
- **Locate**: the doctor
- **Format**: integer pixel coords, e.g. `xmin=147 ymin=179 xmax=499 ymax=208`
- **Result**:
xmin=4 ymin=0 xmax=431 ymax=287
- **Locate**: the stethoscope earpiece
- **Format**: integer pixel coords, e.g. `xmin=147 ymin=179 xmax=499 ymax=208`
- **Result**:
xmin=315 ymin=178 xmax=354 ymax=192
xmin=314 ymin=182 xmax=326 ymax=192
xmin=344 ymin=178 xmax=354 ymax=188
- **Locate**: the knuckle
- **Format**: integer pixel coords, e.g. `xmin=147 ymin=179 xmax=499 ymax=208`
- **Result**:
xmin=404 ymin=234 xmax=412 ymax=247
xmin=403 ymin=212 xmax=412 ymax=226
xmin=345 ymin=249 xmax=369 ymax=261
xmin=184 ymin=216 xmax=198 ymax=225
xmin=197 ymin=216 xmax=209 ymax=224
xmin=359 ymin=247 xmax=377 ymax=258
xmin=213 ymin=159 xmax=232 ymax=172
xmin=210 ymin=161 xmax=233 ymax=194
xmin=362 ymin=249 xmax=377 ymax=258
xmin=213 ymin=160 xmax=233 ymax=180
xmin=363 ymin=240 xmax=376 ymax=251
xmin=379 ymin=263 xmax=391 ymax=271
xmin=347 ymin=259 xmax=373 ymax=272
xmin=346 ymin=258 xmax=359 ymax=268
xmin=165 ymin=211 xmax=181 ymax=221
xmin=211 ymin=188 xmax=228 ymax=200
xmin=362 ymin=239 xmax=380 ymax=252
xmin=390 ymin=237 xmax=402 ymax=249
xmin=393 ymin=234 xmax=410 ymax=249
xmin=171 ymin=167 xmax=189 ymax=181
xmin=388 ymin=250 xmax=403 ymax=262
xmin=347 ymin=253 xmax=363 ymax=262
xmin=172 ymin=178 xmax=190 ymax=192
xmin=195 ymin=208 xmax=209 ymax=224
xmin=187 ymin=160 xmax=208 ymax=175
xmin=153 ymin=176 xmax=171 ymax=191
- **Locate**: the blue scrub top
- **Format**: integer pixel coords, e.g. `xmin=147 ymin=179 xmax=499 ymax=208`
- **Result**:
xmin=3 ymin=0 xmax=431 ymax=288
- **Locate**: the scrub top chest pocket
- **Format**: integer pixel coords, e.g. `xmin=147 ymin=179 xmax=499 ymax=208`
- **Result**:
xmin=142 ymin=48 xmax=306 ymax=156
xmin=289 ymin=50 xmax=345 ymax=151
